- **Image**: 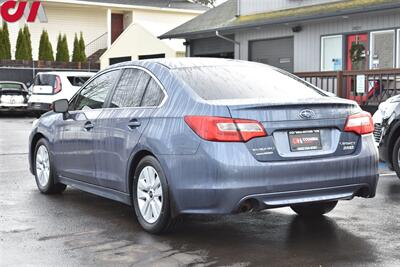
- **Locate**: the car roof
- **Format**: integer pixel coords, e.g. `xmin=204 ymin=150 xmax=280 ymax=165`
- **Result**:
xmin=107 ymin=58 xmax=264 ymax=71
xmin=35 ymin=71 xmax=95 ymax=76
xmin=0 ymin=81 xmax=25 ymax=85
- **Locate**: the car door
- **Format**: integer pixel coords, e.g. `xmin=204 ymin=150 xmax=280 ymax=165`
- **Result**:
xmin=92 ymin=67 xmax=166 ymax=192
xmin=53 ymin=70 xmax=120 ymax=185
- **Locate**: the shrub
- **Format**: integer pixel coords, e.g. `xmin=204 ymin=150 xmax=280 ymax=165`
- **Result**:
xmin=23 ymin=25 xmax=32 ymax=60
xmin=38 ymin=30 xmax=54 ymax=61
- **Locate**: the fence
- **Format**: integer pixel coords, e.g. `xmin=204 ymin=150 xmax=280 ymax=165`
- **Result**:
xmin=295 ymin=68 xmax=400 ymax=110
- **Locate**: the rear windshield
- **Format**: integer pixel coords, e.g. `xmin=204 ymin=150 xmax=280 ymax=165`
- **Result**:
xmin=173 ymin=65 xmax=325 ymax=101
xmin=67 ymin=76 xmax=91 ymax=87
xmin=0 ymin=83 xmax=24 ymax=90
xmin=34 ymin=74 xmax=56 ymax=87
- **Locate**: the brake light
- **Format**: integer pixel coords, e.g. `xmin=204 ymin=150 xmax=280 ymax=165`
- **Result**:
xmin=344 ymin=112 xmax=374 ymax=135
xmin=54 ymin=76 xmax=62 ymax=94
xmin=184 ymin=116 xmax=267 ymax=142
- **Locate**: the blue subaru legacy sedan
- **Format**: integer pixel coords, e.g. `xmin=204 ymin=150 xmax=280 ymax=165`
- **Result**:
xmin=29 ymin=58 xmax=379 ymax=233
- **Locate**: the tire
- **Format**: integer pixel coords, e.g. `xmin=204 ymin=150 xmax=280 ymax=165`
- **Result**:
xmin=33 ymin=138 xmax=66 ymax=194
xmin=290 ymin=201 xmax=338 ymax=217
xmin=392 ymin=137 xmax=400 ymax=179
xmin=132 ymin=156 xmax=177 ymax=234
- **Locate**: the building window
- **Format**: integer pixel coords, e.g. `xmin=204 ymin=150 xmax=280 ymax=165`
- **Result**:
xmin=397 ymin=29 xmax=400 ymax=68
xmin=321 ymin=35 xmax=343 ymax=71
xmin=370 ymin=30 xmax=395 ymax=69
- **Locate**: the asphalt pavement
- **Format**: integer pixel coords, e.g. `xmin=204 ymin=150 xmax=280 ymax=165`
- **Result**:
xmin=1 ymin=115 xmax=399 ymax=267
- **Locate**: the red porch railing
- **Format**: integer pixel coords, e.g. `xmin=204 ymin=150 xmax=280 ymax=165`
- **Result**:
xmin=295 ymin=68 xmax=400 ymax=109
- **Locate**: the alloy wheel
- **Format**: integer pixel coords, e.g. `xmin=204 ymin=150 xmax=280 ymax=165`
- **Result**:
xmin=36 ymin=145 xmax=50 ymax=187
xmin=137 ymin=166 xmax=163 ymax=224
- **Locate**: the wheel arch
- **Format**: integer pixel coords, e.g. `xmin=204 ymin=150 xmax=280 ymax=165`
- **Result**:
xmin=30 ymin=132 xmax=48 ymax=167
xmin=127 ymin=149 xmax=156 ymax=202
xmin=387 ymin=120 xmax=400 ymax=166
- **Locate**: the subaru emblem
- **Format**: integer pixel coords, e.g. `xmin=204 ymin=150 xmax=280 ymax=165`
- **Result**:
xmin=299 ymin=109 xmax=315 ymax=119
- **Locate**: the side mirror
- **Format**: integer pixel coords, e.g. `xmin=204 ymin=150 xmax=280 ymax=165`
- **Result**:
xmin=53 ymin=99 xmax=69 ymax=114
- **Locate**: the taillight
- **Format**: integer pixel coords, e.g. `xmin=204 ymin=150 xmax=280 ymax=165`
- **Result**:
xmin=344 ymin=112 xmax=374 ymax=135
xmin=54 ymin=76 xmax=62 ymax=94
xmin=184 ymin=116 xmax=267 ymax=142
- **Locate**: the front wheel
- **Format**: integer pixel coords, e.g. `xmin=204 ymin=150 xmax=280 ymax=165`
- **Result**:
xmin=132 ymin=156 xmax=178 ymax=234
xmin=34 ymin=138 xmax=66 ymax=194
xmin=290 ymin=201 xmax=338 ymax=217
xmin=392 ymin=137 xmax=400 ymax=179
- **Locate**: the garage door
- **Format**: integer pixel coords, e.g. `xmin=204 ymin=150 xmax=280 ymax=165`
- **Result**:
xmin=191 ymin=36 xmax=234 ymax=59
xmin=249 ymin=37 xmax=294 ymax=72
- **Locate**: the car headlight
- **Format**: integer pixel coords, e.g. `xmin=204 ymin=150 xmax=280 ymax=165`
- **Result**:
xmin=32 ymin=119 xmax=39 ymax=129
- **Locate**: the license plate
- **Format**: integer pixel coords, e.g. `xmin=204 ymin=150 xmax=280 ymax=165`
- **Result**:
xmin=288 ymin=129 xmax=322 ymax=152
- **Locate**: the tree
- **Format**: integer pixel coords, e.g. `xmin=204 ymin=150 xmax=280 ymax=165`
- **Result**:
xmin=2 ymin=22 xmax=11 ymax=59
xmin=0 ymin=27 xmax=5 ymax=59
xmin=23 ymin=25 xmax=32 ymax=60
xmin=15 ymin=29 xmax=29 ymax=60
xmin=56 ymin=33 xmax=69 ymax=62
xmin=38 ymin=30 xmax=54 ymax=61
xmin=72 ymin=33 xmax=80 ymax=62
xmin=78 ymin=32 xmax=86 ymax=62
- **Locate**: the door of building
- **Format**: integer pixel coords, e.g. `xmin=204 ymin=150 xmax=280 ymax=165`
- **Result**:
xmin=346 ymin=33 xmax=369 ymax=104
xmin=249 ymin=37 xmax=294 ymax=72
xmin=111 ymin=14 xmax=124 ymax=44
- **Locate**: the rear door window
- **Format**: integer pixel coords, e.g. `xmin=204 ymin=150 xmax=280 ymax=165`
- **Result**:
xmin=110 ymin=69 xmax=150 ymax=108
xmin=67 ymin=76 xmax=92 ymax=87
xmin=141 ymin=78 xmax=164 ymax=107
xmin=72 ymin=70 xmax=119 ymax=110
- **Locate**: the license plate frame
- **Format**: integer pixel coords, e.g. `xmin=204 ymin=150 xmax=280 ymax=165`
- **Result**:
xmin=288 ymin=129 xmax=322 ymax=152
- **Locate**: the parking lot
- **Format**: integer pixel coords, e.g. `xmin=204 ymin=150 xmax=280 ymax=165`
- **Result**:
xmin=1 ymin=115 xmax=400 ymax=267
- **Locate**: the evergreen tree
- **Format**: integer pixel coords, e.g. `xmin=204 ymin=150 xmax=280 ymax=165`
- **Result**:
xmin=2 ymin=22 xmax=11 ymax=59
xmin=56 ymin=33 xmax=69 ymax=62
xmin=15 ymin=29 xmax=28 ymax=60
xmin=78 ymin=32 xmax=86 ymax=62
xmin=0 ymin=27 xmax=5 ymax=59
xmin=38 ymin=30 xmax=54 ymax=61
xmin=72 ymin=33 xmax=80 ymax=62
xmin=62 ymin=34 xmax=69 ymax=62
xmin=23 ymin=25 xmax=32 ymax=60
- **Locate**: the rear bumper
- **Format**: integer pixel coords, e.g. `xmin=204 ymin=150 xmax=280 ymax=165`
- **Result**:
xmin=0 ymin=103 xmax=28 ymax=111
xmin=159 ymin=134 xmax=379 ymax=215
xmin=28 ymin=102 xmax=52 ymax=112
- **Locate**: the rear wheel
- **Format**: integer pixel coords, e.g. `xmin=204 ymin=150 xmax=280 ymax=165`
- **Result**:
xmin=132 ymin=156 xmax=177 ymax=234
xmin=34 ymin=138 xmax=66 ymax=194
xmin=392 ymin=137 xmax=400 ymax=179
xmin=291 ymin=201 xmax=338 ymax=217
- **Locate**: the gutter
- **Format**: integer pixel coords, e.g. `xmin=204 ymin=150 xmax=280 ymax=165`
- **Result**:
xmin=215 ymin=30 xmax=240 ymax=59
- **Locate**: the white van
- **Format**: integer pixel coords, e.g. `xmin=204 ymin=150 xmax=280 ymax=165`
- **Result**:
xmin=28 ymin=72 xmax=95 ymax=114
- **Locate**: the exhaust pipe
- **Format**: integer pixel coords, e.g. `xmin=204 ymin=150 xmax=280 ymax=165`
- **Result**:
xmin=239 ymin=199 xmax=256 ymax=213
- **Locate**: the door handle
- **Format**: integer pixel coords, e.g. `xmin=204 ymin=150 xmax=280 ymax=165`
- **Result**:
xmin=84 ymin=121 xmax=94 ymax=131
xmin=127 ymin=119 xmax=141 ymax=129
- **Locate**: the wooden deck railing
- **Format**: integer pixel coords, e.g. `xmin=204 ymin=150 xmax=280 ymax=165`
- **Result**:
xmin=294 ymin=68 xmax=400 ymax=108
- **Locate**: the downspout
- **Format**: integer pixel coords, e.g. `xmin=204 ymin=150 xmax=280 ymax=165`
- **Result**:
xmin=215 ymin=30 xmax=241 ymax=59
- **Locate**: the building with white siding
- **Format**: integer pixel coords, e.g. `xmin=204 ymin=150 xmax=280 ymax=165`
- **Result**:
xmin=1 ymin=0 xmax=206 ymax=66
xmin=161 ymin=0 xmax=400 ymax=73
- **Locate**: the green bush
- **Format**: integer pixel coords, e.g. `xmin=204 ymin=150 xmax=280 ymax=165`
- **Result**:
xmin=38 ymin=30 xmax=54 ymax=61
xmin=72 ymin=32 xmax=87 ymax=62
xmin=15 ymin=29 xmax=28 ymax=60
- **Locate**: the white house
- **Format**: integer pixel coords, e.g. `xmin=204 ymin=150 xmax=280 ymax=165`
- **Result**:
xmin=1 ymin=0 xmax=207 ymax=68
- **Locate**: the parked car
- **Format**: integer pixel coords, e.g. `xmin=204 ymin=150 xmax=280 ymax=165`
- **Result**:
xmin=28 ymin=72 xmax=94 ymax=115
xmin=0 ymin=81 xmax=29 ymax=112
xmin=29 ymin=59 xmax=379 ymax=234
xmin=373 ymin=94 xmax=400 ymax=177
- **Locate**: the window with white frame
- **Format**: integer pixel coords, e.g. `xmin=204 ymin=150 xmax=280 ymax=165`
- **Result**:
xmin=397 ymin=29 xmax=400 ymax=68
xmin=370 ymin=30 xmax=395 ymax=69
xmin=321 ymin=35 xmax=343 ymax=71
